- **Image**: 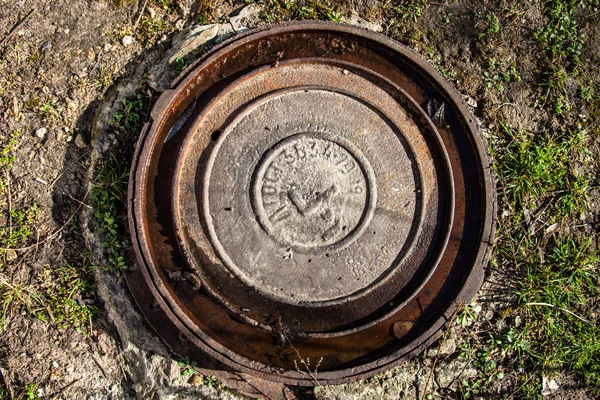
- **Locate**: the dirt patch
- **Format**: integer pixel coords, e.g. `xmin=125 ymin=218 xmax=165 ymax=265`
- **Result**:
xmin=1 ymin=0 xmax=598 ymax=399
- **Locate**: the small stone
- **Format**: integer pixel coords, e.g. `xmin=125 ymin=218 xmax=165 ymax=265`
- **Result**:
xmin=229 ymin=3 xmax=263 ymax=30
xmin=74 ymin=133 xmax=87 ymax=148
xmin=342 ymin=69 xmax=349 ymax=75
xmin=464 ymin=96 xmax=478 ymax=108
xmin=86 ymin=48 xmax=96 ymax=61
xmin=64 ymin=28 xmax=70 ymax=35
xmin=122 ymin=35 xmax=134 ymax=46
xmin=168 ymin=24 xmax=219 ymax=63
xmin=188 ymin=374 xmax=204 ymax=385
xmin=103 ymin=43 xmax=113 ymax=53
xmin=426 ymin=336 xmax=456 ymax=357
xmin=51 ymin=361 xmax=59 ymax=368
xmin=344 ymin=11 xmax=383 ymax=32
xmin=41 ymin=41 xmax=52 ymax=52
xmin=17 ymin=30 xmax=25 ymax=36
xmin=35 ymin=127 xmax=47 ymax=139
xmin=584 ymin=223 xmax=592 ymax=234
xmin=11 ymin=98 xmax=20 ymax=117
xmin=5 ymin=249 xmax=18 ymax=262
xmin=436 ymin=359 xmax=478 ymax=388
xmin=439 ymin=338 xmax=456 ymax=356
xmin=542 ymin=376 xmax=559 ymax=396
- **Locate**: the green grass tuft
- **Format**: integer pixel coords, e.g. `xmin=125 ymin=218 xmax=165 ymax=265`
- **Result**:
xmin=92 ymin=153 xmax=130 ymax=276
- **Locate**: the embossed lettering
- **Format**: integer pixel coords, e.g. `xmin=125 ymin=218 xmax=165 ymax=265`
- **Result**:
xmin=254 ymin=136 xmax=371 ymax=250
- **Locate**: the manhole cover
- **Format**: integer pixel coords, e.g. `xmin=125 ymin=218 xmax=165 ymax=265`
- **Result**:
xmin=127 ymin=22 xmax=495 ymax=385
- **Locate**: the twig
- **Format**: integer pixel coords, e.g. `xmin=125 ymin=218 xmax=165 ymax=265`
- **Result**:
xmin=47 ymin=150 xmax=90 ymax=191
xmin=526 ymin=302 xmax=590 ymax=324
xmin=229 ymin=20 xmax=239 ymax=34
xmin=278 ymin=321 xmax=322 ymax=387
xmin=5 ymin=170 xmax=12 ymax=237
xmin=494 ymin=103 xmax=522 ymax=126
xmin=0 ymin=9 xmax=35 ymax=48
xmin=34 ymin=225 xmax=40 ymax=254
xmin=133 ymin=0 xmax=149 ymax=32
xmin=0 ymin=189 xmax=90 ymax=252
xmin=67 ymin=193 xmax=92 ymax=209
xmin=0 ymin=366 xmax=13 ymax=399
xmin=48 ymin=379 xmax=79 ymax=400
xmin=420 ymin=306 xmax=461 ymax=400
xmin=90 ymin=353 xmax=110 ymax=380
xmin=508 ymin=371 xmax=535 ymax=398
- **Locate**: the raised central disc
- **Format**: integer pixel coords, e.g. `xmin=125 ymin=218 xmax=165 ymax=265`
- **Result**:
xmin=203 ymin=87 xmax=419 ymax=304
xmin=252 ymin=133 xmax=375 ymax=252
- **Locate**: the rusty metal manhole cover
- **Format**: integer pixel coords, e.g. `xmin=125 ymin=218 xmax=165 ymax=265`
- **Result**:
xmin=127 ymin=22 xmax=495 ymax=385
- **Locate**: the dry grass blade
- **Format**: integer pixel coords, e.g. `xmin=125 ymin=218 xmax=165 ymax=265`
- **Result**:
xmin=525 ymin=302 xmax=590 ymax=324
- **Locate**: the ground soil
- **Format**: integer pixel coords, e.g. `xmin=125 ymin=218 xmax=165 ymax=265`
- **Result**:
xmin=0 ymin=0 xmax=598 ymax=399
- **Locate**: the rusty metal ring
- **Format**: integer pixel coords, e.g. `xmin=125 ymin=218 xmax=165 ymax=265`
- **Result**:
xmin=127 ymin=21 xmax=495 ymax=385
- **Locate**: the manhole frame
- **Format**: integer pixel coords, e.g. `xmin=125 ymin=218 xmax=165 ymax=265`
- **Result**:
xmin=126 ymin=21 xmax=496 ymax=386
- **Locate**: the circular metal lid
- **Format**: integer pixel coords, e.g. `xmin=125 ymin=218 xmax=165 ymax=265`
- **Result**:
xmin=127 ymin=22 xmax=495 ymax=385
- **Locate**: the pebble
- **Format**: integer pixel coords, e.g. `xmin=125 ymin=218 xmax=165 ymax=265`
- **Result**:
xmin=35 ymin=127 xmax=47 ymax=139
xmin=484 ymin=310 xmax=494 ymax=320
xmin=168 ymin=24 xmax=219 ymax=63
xmin=188 ymin=374 xmax=204 ymax=385
xmin=86 ymin=48 xmax=96 ymax=61
xmin=41 ymin=41 xmax=52 ymax=52
xmin=122 ymin=35 xmax=134 ymax=46
xmin=542 ymin=376 xmax=559 ymax=396
xmin=464 ymin=95 xmax=478 ymax=108
xmin=5 ymin=249 xmax=18 ymax=262
xmin=74 ymin=133 xmax=87 ymax=148
xmin=426 ymin=337 xmax=456 ymax=357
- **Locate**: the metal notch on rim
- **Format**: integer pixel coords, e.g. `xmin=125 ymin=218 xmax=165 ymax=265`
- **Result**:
xmin=127 ymin=22 xmax=495 ymax=386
